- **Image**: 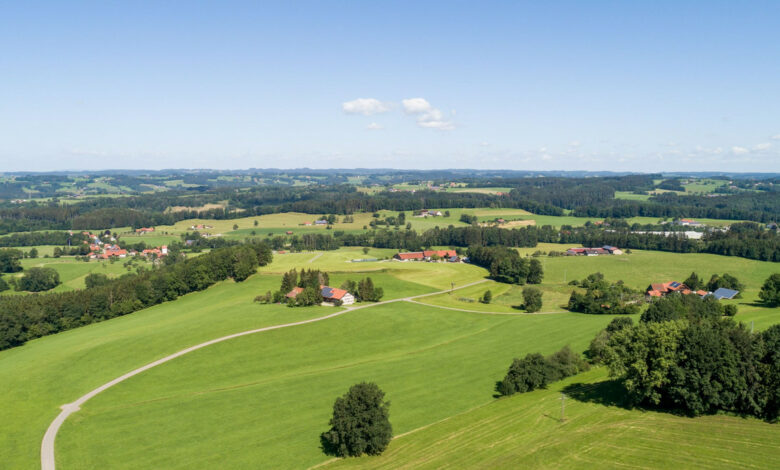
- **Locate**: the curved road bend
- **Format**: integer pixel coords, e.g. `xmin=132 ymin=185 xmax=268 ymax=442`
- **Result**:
xmin=41 ymin=279 xmax=488 ymax=470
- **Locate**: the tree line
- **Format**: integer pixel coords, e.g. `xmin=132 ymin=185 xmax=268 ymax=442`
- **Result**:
xmin=0 ymin=241 xmax=273 ymax=351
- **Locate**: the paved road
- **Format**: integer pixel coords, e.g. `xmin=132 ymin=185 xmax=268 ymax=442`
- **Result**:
xmin=40 ymin=279 xmax=488 ymax=470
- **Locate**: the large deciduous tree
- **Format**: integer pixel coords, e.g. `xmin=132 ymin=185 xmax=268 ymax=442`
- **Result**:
xmin=321 ymin=382 xmax=392 ymax=457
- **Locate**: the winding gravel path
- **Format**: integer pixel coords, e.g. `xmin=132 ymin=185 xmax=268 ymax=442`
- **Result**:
xmin=40 ymin=279 xmax=488 ymax=470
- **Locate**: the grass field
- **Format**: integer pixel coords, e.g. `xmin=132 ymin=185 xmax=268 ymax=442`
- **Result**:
xmin=417 ymin=245 xmax=779 ymax=325
xmin=2 ymin=256 xmax=150 ymax=294
xmin=326 ymin=367 xmax=780 ymax=469
xmin=55 ymin=303 xmax=617 ymax=469
xmin=0 ymin=247 xmax=777 ymax=469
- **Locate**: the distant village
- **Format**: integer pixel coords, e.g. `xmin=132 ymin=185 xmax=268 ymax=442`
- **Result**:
xmin=79 ymin=227 xmax=169 ymax=260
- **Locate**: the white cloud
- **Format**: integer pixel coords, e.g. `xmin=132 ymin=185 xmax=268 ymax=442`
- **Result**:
xmin=731 ymin=146 xmax=749 ymax=155
xmin=569 ymin=141 xmax=581 ymax=147
xmin=342 ymin=98 xmax=391 ymax=116
xmin=753 ymin=142 xmax=772 ymax=151
xmin=480 ymin=141 xmax=491 ymax=147
xmin=401 ymin=98 xmax=433 ymax=114
xmin=366 ymin=122 xmax=383 ymax=130
xmin=401 ymin=97 xmax=454 ymax=130
xmin=771 ymin=134 xmax=780 ymax=140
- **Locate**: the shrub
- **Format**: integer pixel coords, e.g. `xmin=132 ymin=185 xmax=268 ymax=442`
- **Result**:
xmin=498 ymin=346 xmax=589 ymax=396
xmin=320 ymin=383 xmax=392 ymax=457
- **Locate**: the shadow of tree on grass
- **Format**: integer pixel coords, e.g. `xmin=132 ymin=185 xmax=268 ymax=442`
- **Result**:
xmin=561 ymin=379 xmax=634 ymax=410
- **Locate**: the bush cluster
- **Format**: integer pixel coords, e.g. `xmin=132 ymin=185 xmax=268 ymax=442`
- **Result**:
xmin=567 ymin=273 xmax=641 ymax=315
xmin=497 ymin=346 xmax=589 ymax=396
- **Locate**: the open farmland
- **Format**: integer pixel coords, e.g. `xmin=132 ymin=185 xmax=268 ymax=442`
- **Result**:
xmin=0 ymin=246 xmax=777 ymax=469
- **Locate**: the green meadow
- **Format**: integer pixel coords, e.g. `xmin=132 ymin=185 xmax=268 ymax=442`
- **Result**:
xmin=2 ymin=256 xmax=150 ymax=294
xmin=327 ymin=367 xmax=780 ymax=470
xmin=0 ymin=246 xmax=776 ymax=469
xmin=56 ymin=303 xmax=615 ymax=469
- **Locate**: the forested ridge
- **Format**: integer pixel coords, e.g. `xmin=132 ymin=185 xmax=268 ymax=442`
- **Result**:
xmin=2 ymin=173 xmax=777 ymax=234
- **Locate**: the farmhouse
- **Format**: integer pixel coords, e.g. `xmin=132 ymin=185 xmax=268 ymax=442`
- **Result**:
xmin=676 ymin=218 xmax=703 ymax=227
xmin=135 ymin=227 xmax=155 ymax=233
xmin=321 ymin=286 xmax=355 ymax=305
xmin=285 ymin=286 xmax=303 ymax=299
xmin=566 ymin=246 xmax=622 ymax=256
xmin=314 ymin=220 xmax=328 ymax=225
xmin=646 ymin=281 xmax=708 ymax=298
xmin=394 ymin=250 xmax=458 ymax=261
xmin=286 ymin=231 xmax=294 ymax=235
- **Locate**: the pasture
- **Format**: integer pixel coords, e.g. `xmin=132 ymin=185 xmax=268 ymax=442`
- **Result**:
xmin=2 ymin=256 xmax=149 ymax=294
xmin=326 ymin=367 xmax=780 ymax=469
xmin=0 ymin=246 xmax=776 ymax=469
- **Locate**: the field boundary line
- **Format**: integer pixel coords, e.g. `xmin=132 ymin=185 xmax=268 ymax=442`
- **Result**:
xmin=40 ymin=278 xmax=488 ymax=470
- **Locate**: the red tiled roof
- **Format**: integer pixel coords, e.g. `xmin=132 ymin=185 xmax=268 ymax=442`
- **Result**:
xmin=396 ymin=252 xmax=424 ymax=260
xmin=286 ymin=287 xmax=304 ymax=298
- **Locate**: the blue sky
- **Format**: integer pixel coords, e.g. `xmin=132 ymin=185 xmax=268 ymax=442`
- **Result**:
xmin=1 ymin=1 xmax=779 ymax=172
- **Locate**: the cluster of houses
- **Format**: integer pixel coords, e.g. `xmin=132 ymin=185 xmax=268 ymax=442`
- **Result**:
xmin=645 ymin=281 xmax=739 ymax=300
xmin=394 ymin=250 xmax=459 ymax=262
xmin=81 ymin=231 xmax=168 ymax=260
xmin=566 ymin=245 xmax=623 ymax=256
xmin=285 ymin=285 xmax=355 ymax=305
xmin=88 ymin=243 xmax=168 ymax=260
xmin=189 ymin=224 xmax=213 ymax=230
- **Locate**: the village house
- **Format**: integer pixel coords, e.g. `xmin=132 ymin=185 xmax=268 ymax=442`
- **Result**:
xmin=135 ymin=227 xmax=155 ymax=234
xmin=142 ymin=245 xmax=168 ymax=258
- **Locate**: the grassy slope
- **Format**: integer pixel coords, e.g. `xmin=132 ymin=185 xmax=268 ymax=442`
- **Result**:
xmin=327 ymin=368 xmax=780 ymax=470
xmin=2 ymin=257 xmax=148 ymax=294
xmin=56 ymin=304 xmax=616 ymax=469
xmin=0 ymin=276 xmax=338 ymax=469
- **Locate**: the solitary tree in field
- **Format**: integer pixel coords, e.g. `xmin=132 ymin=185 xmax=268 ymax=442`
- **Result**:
xmin=523 ymin=287 xmax=542 ymax=313
xmin=481 ymin=290 xmax=492 ymax=304
xmin=759 ymin=274 xmax=780 ymax=307
xmin=321 ymin=382 xmax=392 ymax=457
